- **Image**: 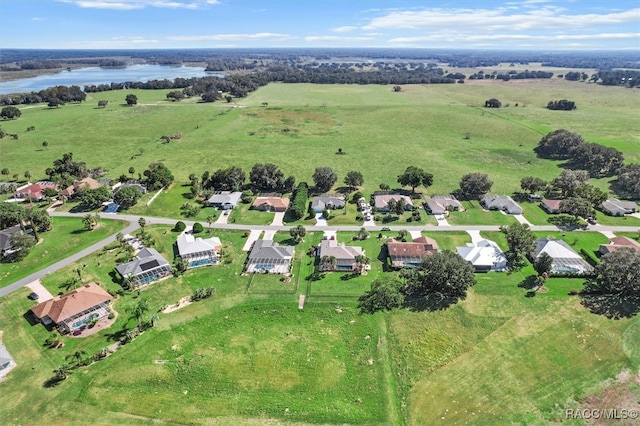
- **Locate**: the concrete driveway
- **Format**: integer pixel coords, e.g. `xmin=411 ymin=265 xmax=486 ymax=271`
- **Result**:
xmin=271 ymin=211 xmax=285 ymax=226
xmin=242 ymin=230 xmax=263 ymax=251
xmin=25 ymin=280 xmax=53 ymax=301
xmin=215 ymin=210 xmax=230 ymax=224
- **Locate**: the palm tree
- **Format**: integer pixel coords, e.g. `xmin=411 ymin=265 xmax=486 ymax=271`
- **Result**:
xmin=355 ymin=255 xmax=370 ymax=275
xmin=66 ymin=349 xmax=87 ymax=367
xmin=206 ymin=215 xmax=215 ymax=233
xmin=128 ymin=299 xmax=150 ymax=329
xmin=53 ymin=363 xmax=73 ymax=380
xmin=138 ymin=217 xmax=146 ymax=230
xmin=82 ymin=213 xmax=98 ymax=231
xmin=122 ymin=328 xmax=138 ymax=344
xmin=148 ymin=314 xmax=159 ymax=328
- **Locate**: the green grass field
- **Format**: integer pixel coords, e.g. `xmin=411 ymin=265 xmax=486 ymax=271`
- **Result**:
xmin=2 ymin=80 xmax=638 ymax=199
xmin=0 ymin=216 xmax=128 ymax=287
xmin=1 ymin=79 xmax=639 ymax=425
xmin=1 ymin=222 xmax=638 ymax=425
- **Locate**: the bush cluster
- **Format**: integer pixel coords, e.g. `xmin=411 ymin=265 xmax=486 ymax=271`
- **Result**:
xmin=288 ymin=182 xmax=309 ymax=220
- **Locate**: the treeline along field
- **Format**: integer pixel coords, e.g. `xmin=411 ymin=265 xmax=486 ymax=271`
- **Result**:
xmin=0 ymin=79 xmax=637 ymax=197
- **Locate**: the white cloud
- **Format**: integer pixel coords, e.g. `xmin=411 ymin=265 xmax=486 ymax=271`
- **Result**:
xmin=167 ymin=33 xmax=293 ymax=41
xmin=305 ymin=36 xmax=374 ymax=42
xmin=67 ymin=36 xmax=160 ymax=48
xmin=389 ymin=32 xmax=640 ymax=43
xmin=332 ymin=26 xmax=358 ymax=33
xmin=56 ymin=0 xmax=218 ymax=10
xmin=31 ymin=17 xmax=45 ymax=21
xmin=363 ymin=7 xmax=640 ymax=31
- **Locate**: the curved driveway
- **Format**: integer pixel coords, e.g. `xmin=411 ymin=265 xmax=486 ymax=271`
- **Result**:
xmin=1 ymin=211 xmax=637 ymax=298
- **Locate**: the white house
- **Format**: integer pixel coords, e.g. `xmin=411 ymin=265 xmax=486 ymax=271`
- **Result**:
xmin=456 ymin=239 xmax=507 ymax=272
xmin=176 ymin=229 xmax=222 ymax=268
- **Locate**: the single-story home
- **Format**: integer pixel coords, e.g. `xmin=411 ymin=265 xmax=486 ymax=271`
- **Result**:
xmin=245 ymin=240 xmax=294 ymax=274
xmin=207 ymin=191 xmax=242 ymax=210
xmin=252 ymin=196 xmax=290 ymax=212
xmin=540 ymin=199 xmax=562 ymax=214
xmin=60 ymin=177 xmax=102 ymax=198
xmin=599 ymin=236 xmax=640 ymax=255
xmin=176 ymin=229 xmax=222 ymax=268
xmin=531 ymin=238 xmax=593 ymax=275
xmin=374 ymin=194 xmax=414 ymax=212
xmin=600 ymin=198 xmax=639 ymax=216
xmin=311 ymin=194 xmax=346 ymax=213
xmin=317 ymin=238 xmax=365 ymax=272
xmin=115 ymin=247 xmax=173 ymax=287
xmin=13 ymin=181 xmax=59 ymax=201
xmin=424 ymin=195 xmax=463 ymax=215
xmin=0 ymin=225 xmax=32 ymax=256
xmin=480 ymin=195 xmax=523 ymax=215
xmin=0 ymin=341 xmax=16 ymax=378
xmin=29 ymin=283 xmax=113 ymax=334
xmin=456 ymin=239 xmax=507 ymax=272
xmin=113 ymin=181 xmax=147 ymax=195
xmin=386 ymin=236 xmax=439 ymax=268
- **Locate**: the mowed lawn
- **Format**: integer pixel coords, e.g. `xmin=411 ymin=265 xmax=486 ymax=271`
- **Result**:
xmin=1 ymin=223 xmax=639 ymax=425
xmin=0 ymin=216 xmax=128 ymax=287
xmin=1 ymin=80 xmax=638 ymax=200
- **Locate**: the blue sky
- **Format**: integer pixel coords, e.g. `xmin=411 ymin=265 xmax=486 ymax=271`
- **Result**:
xmin=1 ymin=0 xmax=639 ymax=50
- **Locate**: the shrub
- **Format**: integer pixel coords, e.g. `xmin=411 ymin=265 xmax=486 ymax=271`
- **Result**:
xmin=192 ymin=222 xmax=204 ymax=234
xmin=107 ymin=312 xmax=115 ymax=319
xmin=174 ymin=221 xmax=186 ymax=232
xmin=287 ymin=182 xmax=309 ymax=220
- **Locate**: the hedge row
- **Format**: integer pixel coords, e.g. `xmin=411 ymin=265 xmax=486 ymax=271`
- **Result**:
xmin=288 ymin=182 xmax=309 ymax=220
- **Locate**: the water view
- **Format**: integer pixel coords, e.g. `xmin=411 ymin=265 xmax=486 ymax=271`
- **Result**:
xmin=0 ymin=64 xmax=221 ymax=94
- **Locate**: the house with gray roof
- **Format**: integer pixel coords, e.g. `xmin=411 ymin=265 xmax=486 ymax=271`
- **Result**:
xmin=245 ymin=240 xmax=294 ymax=274
xmin=531 ymin=238 xmax=593 ymax=275
xmin=311 ymin=194 xmax=345 ymax=213
xmin=480 ymin=195 xmax=523 ymax=215
xmin=0 ymin=225 xmax=34 ymax=257
xmin=424 ymin=195 xmax=463 ymax=215
xmin=207 ymin=191 xmax=242 ymax=210
xmin=115 ymin=247 xmax=173 ymax=287
xmin=317 ymin=238 xmax=365 ymax=272
xmin=0 ymin=341 xmax=16 ymax=380
xmin=177 ymin=229 xmax=222 ymax=268
xmin=600 ymin=198 xmax=638 ymax=216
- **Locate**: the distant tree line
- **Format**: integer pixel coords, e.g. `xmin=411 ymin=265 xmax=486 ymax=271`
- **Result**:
xmin=535 ymin=129 xmax=624 ymax=178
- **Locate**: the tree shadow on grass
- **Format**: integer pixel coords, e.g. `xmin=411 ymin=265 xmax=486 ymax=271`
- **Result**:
xmin=43 ymin=377 xmax=65 ymax=388
xmin=518 ymin=275 xmax=538 ymax=290
xmin=580 ymin=294 xmax=640 ymax=319
xmin=403 ymin=293 xmax=459 ymax=312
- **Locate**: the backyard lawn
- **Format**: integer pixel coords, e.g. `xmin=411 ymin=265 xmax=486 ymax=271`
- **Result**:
xmin=0 ymin=216 xmax=128 ymax=287
xmin=446 ymin=202 xmax=519 ymax=226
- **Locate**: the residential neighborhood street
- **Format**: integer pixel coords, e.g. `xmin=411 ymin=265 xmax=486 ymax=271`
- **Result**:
xmin=0 ymin=211 xmax=637 ymax=298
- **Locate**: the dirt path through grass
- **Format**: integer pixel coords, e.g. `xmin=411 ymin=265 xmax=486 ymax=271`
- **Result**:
xmin=377 ymin=314 xmax=404 ymax=425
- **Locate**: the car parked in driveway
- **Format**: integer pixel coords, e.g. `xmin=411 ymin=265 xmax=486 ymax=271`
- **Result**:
xmin=28 ymin=292 xmax=39 ymax=300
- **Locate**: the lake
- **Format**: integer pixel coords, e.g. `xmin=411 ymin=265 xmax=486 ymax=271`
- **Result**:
xmin=0 ymin=64 xmax=222 ymax=94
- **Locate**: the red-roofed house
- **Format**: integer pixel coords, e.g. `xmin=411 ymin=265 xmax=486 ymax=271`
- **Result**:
xmin=386 ymin=236 xmax=439 ymax=268
xmin=60 ymin=177 xmax=102 ymax=198
xmin=599 ymin=236 xmax=640 ymax=255
xmin=14 ymin=181 xmax=59 ymax=201
xmin=540 ymin=199 xmax=562 ymax=214
xmin=251 ymin=196 xmax=290 ymax=212
xmin=29 ymin=283 xmax=113 ymax=334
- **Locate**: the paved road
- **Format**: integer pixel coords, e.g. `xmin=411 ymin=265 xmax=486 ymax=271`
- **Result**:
xmin=1 ymin=211 xmax=638 ymax=298
xmin=0 ymin=218 xmax=138 ymax=298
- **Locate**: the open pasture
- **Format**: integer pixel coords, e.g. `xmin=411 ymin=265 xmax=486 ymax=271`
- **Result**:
xmin=1 ymin=80 xmax=638 ymax=199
